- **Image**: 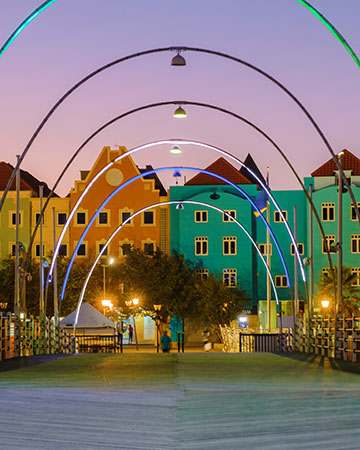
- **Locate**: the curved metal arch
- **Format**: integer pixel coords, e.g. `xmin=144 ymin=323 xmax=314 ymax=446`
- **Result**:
xmin=47 ymin=138 xmax=305 ymax=295
xmin=32 ymin=101 xmax=329 ymax=288
xmin=1 ymin=46 xmax=358 ymax=223
xmin=0 ymin=1 xmax=57 ymax=59
xmin=60 ymin=166 xmax=292 ymax=302
xmin=297 ymin=0 xmax=360 ymax=69
xmin=46 ymin=133 xmax=306 ymax=295
xmin=73 ymin=200 xmax=280 ymax=334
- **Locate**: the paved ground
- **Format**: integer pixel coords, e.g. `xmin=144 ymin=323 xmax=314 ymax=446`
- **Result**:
xmin=1 ymin=352 xmax=360 ymax=449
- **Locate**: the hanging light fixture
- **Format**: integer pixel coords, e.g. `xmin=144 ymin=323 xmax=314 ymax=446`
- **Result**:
xmin=173 ymin=106 xmax=187 ymax=119
xmin=176 ymin=203 xmax=184 ymax=210
xmin=170 ymin=145 xmax=182 ymax=154
xmin=173 ymin=170 xmax=182 ymax=178
xmin=210 ymin=192 xmax=220 ymax=200
xmin=171 ymin=52 xmax=186 ymax=66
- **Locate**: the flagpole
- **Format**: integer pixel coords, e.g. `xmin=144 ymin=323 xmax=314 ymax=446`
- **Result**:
xmin=266 ymin=167 xmax=271 ymax=332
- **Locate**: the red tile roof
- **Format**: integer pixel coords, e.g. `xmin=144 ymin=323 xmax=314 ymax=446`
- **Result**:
xmin=185 ymin=157 xmax=253 ymax=186
xmin=311 ymin=149 xmax=360 ymax=177
xmin=0 ymin=161 xmax=54 ymax=196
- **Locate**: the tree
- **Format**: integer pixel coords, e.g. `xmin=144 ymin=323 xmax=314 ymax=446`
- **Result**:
xmin=316 ymin=265 xmax=360 ymax=316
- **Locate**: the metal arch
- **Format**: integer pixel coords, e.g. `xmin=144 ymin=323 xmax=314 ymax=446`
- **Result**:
xmin=73 ymin=200 xmax=280 ymax=334
xmin=1 ymin=46 xmax=358 ymax=223
xmin=31 ymin=100 xmax=326 ymax=287
xmin=297 ymin=0 xmax=360 ymax=69
xmin=0 ymin=1 xmax=57 ymax=59
xmin=60 ymin=166 xmax=292 ymax=302
xmin=46 ymin=138 xmax=305 ymax=296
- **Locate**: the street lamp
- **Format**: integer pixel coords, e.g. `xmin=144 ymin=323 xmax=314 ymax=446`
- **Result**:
xmin=321 ymin=299 xmax=330 ymax=319
xmin=154 ymin=304 xmax=162 ymax=353
xmin=101 ymin=299 xmax=113 ymax=316
xmin=102 ymin=257 xmax=114 ymax=300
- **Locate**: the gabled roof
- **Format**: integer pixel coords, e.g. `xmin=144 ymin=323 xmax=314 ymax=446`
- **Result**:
xmin=185 ymin=157 xmax=253 ymax=186
xmin=60 ymin=302 xmax=114 ymax=328
xmin=0 ymin=161 xmax=54 ymax=196
xmin=311 ymin=149 xmax=360 ymax=177
xmin=239 ymin=153 xmax=266 ymax=186
xmin=138 ymin=165 xmax=167 ymax=196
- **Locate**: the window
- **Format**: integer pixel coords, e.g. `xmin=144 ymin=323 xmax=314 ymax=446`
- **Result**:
xmin=121 ymin=243 xmax=132 ymax=256
xmin=195 ymin=268 xmax=209 ymax=280
xmin=274 ymin=210 xmax=288 ymax=223
xmin=223 ymin=236 xmax=237 ymax=255
xmin=98 ymin=212 xmax=108 ymax=225
xmin=322 ymin=267 xmax=330 ymax=278
xmin=322 ymin=235 xmax=336 ymax=254
xmin=10 ymin=244 xmax=16 ymax=257
xmin=58 ymin=213 xmax=67 ymax=225
xmin=35 ymin=213 xmax=44 ymax=225
xmin=290 ymin=243 xmax=304 ymax=255
xmin=144 ymin=243 xmax=154 ymax=255
xmin=35 ymin=245 xmax=45 ymax=257
xmin=76 ymin=212 xmax=86 ymax=225
xmin=321 ymin=202 xmax=335 ymax=221
xmin=143 ymin=211 xmax=154 ymax=225
xmin=11 ymin=212 xmax=21 ymax=226
xmin=351 ymin=203 xmax=360 ymax=221
xmin=275 ymin=275 xmax=288 ymax=288
xmin=351 ymin=235 xmax=360 ymax=253
xmin=98 ymin=243 xmax=108 ymax=256
xmin=223 ymin=210 xmax=236 ymax=222
xmin=195 ymin=237 xmax=208 ymax=255
xmin=77 ymin=243 xmax=86 ymax=256
xmin=258 ymin=243 xmax=272 ymax=256
xmin=194 ymin=211 xmax=208 ymax=223
xmin=59 ymin=244 xmax=67 ymax=256
xmin=351 ymin=268 xmax=360 ymax=287
xmin=121 ymin=211 xmax=132 ymax=225
xmin=223 ymin=269 xmax=237 ymax=288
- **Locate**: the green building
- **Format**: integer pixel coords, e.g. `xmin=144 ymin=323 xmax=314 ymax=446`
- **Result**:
xmin=169 ymin=150 xmax=360 ymax=329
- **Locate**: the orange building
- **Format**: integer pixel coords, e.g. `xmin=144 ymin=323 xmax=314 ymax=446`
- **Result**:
xmin=69 ymin=146 xmax=168 ymax=262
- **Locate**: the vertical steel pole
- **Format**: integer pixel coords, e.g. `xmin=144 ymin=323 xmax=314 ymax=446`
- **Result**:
xmin=14 ymin=155 xmax=20 ymax=316
xmin=309 ymin=184 xmax=314 ymax=316
xmin=39 ymin=185 xmax=44 ymax=317
xmin=266 ymin=167 xmax=271 ymax=331
xmin=103 ymin=265 xmax=106 ymax=299
xmin=52 ymin=208 xmax=58 ymax=324
xmin=337 ymin=156 xmax=343 ymax=317
xmin=294 ymin=206 xmax=299 ymax=316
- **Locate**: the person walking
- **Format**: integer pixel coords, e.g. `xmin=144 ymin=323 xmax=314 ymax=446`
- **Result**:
xmin=160 ymin=330 xmax=171 ymax=353
xmin=128 ymin=324 xmax=134 ymax=344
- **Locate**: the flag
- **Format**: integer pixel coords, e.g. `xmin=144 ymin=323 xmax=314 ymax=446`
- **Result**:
xmin=253 ymin=169 xmax=269 ymax=218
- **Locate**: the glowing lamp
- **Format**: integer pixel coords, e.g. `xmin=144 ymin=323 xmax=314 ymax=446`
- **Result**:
xmin=173 ymin=106 xmax=187 ymax=118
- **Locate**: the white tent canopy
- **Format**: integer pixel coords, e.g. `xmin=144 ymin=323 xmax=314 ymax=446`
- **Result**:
xmin=60 ymin=302 xmax=114 ymax=330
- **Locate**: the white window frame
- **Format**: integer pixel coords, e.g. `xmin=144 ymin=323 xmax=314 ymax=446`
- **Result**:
xmin=223 ymin=210 xmax=236 ymax=222
xmin=223 ymin=268 xmax=237 ymax=288
xmin=351 ymin=268 xmax=360 ymax=287
xmin=275 ymin=275 xmax=288 ymax=288
xmin=351 ymin=235 xmax=360 ymax=254
xmin=258 ymin=243 xmax=272 ymax=256
xmin=322 ymin=235 xmax=336 ymax=254
xmin=195 ymin=237 xmax=208 ymax=256
xmin=274 ymin=210 xmax=288 ymax=223
xmin=351 ymin=203 xmax=360 ymax=221
xmin=321 ymin=202 xmax=335 ymax=222
xmin=223 ymin=236 xmax=237 ymax=255
xmin=194 ymin=210 xmax=208 ymax=223
xmin=290 ymin=243 xmax=304 ymax=255
xmin=195 ymin=268 xmax=209 ymax=280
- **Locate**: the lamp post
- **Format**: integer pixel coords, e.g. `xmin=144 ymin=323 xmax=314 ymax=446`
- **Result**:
xmin=101 ymin=299 xmax=113 ymax=316
xmin=154 ymin=304 xmax=162 ymax=353
xmin=125 ymin=298 xmax=139 ymax=351
xmin=102 ymin=257 xmax=114 ymax=301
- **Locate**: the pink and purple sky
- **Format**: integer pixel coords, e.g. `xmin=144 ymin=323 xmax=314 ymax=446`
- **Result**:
xmin=0 ymin=0 xmax=359 ymax=196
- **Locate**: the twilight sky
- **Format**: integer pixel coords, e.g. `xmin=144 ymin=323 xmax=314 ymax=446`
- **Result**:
xmin=0 ymin=0 xmax=359 ymax=196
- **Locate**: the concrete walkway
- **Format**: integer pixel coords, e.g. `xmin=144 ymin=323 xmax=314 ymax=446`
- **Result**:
xmin=0 ymin=352 xmax=360 ymax=449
